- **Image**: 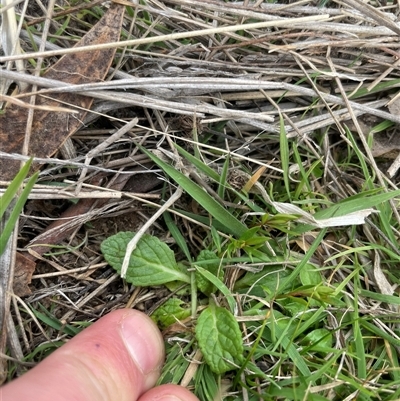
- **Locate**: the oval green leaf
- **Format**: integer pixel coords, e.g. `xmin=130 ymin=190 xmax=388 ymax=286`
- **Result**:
xmin=195 ymin=250 xmax=223 ymax=296
xmin=195 ymin=305 xmax=243 ymax=374
xmin=151 ymin=298 xmax=191 ymax=329
xmin=101 ymin=231 xmax=190 ymax=286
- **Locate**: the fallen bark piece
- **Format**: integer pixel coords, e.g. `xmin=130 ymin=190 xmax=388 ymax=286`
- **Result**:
xmin=13 ymin=252 xmax=36 ymax=297
xmin=0 ymin=4 xmax=125 ymax=180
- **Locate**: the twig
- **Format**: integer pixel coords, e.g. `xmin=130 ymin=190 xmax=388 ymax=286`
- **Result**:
xmin=120 ymin=186 xmax=183 ymax=278
xmin=0 ymin=14 xmax=330 ymax=62
xmin=76 ymin=117 xmax=139 ymax=194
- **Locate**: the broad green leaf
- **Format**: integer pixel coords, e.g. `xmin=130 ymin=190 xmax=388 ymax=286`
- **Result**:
xmin=301 ymin=328 xmax=332 ymax=352
xmin=151 ymin=298 xmax=191 ymax=329
xmin=195 ymin=265 xmax=236 ymax=313
xmin=279 ymin=298 xmax=309 ymax=316
xmin=101 ymin=232 xmax=190 ymax=285
xmin=300 ymin=263 xmax=322 ymax=286
xmin=234 ymin=267 xmax=293 ymax=296
xmin=237 ymin=226 xmax=260 ymax=242
xmin=140 ymin=147 xmax=247 ymax=237
xmin=164 ymin=263 xmax=192 ymax=295
xmin=195 ymin=304 xmax=244 ymax=374
xmin=195 ymin=250 xmax=223 ymax=296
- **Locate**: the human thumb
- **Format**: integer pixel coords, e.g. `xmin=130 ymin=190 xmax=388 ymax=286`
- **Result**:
xmin=1 ymin=309 xmax=197 ymax=401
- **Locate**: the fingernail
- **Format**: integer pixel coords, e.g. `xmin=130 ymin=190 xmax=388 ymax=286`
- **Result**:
xmin=120 ymin=313 xmax=164 ymax=374
xmin=157 ymin=397 xmax=182 ymax=401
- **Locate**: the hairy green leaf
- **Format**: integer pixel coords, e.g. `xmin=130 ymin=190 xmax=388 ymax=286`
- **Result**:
xmin=195 ymin=265 xmax=236 ymax=313
xmin=195 ymin=304 xmax=243 ymax=374
xmin=195 ymin=250 xmax=223 ymax=296
xmin=301 ymin=328 xmax=333 ymax=352
xmin=151 ymin=298 xmax=191 ymax=329
xmin=101 ymin=232 xmax=190 ymax=285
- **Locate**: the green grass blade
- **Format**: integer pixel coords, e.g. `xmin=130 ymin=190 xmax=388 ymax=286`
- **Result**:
xmin=344 ymin=126 xmax=374 ymax=190
xmin=292 ymin=143 xmax=313 ymax=198
xmin=163 ymin=211 xmax=192 ymax=262
xmin=360 ymin=319 xmax=400 ymax=348
xmin=273 ymin=320 xmax=312 ymax=377
xmin=174 ymin=144 xmax=220 ymax=182
xmin=279 ymin=114 xmax=291 ymax=200
xmin=210 ymin=226 xmax=222 ymax=254
xmin=141 ymin=147 xmax=247 ymax=237
xmin=194 ymin=265 xmax=236 ymax=313
xmin=34 ymin=304 xmax=80 ymax=336
xmin=0 ymin=158 xmax=33 ymax=220
xmin=277 ymin=229 xmax=326 ymax=293
xmin=348 ymin=78 xmax=400 ymax=100
xmin=0 ymin=165 xmax=38 ymax=256
xmin=308 ymin=351 xmax=343 ymax=384
xmin=172 ymin=208 xmax=235 ymax=233
xmin=218 ymin=153 xmax=230 ymax=199
xmin=351 ymin=272 xmax=367 ymax=379
xmin=313 ymin=189 xmax=400 ymax=219
xmin=359 ymin=290 xmax=400 ymax=305
xmin=373 ymin=193 xmax=399 ymax=248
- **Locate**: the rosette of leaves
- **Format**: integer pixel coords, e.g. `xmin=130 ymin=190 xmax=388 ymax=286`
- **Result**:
xmin=101 ymin=232 xmax=245 ymax=374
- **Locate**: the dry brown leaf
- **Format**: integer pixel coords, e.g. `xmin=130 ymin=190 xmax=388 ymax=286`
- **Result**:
xmin=21 ymin=167 xmax=160 ymax=267
xmin=0 ymin=4 xmax=125 ymax=180
xmin=387 ymin=94 xmax=400 ymax=117
xmin=347 ymin=116 xmax=400 ymax=158
xmin=371 ymin=131 xmax=400 ymax=158
xmin=12 ymin=253 xmax=36 ymax=297
xmin=370 ymin=94 xmax=400 ymax=159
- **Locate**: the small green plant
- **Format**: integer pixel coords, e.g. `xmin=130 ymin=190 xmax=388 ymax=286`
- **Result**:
xmin=101 ymin=231 xmax=244 ymax=374
xmin=100 ymin=140 xmax=400 ymax=400
xmin=0 ymin=159 xmax=38 ymax=256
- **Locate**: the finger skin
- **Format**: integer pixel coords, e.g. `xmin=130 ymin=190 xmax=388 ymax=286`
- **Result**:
xmin=138 ymin=384 xmax=200 ymax=401
xmin=1 ymin=309 xmax=165 ymax=401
